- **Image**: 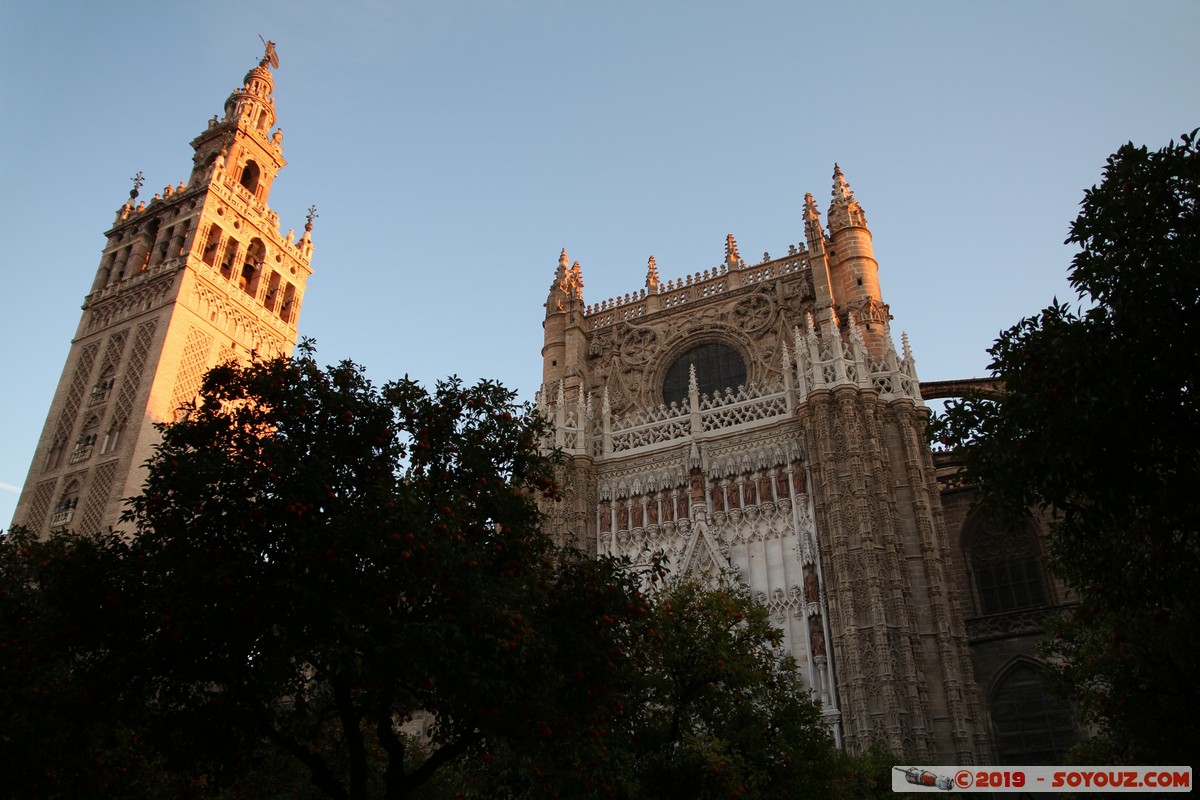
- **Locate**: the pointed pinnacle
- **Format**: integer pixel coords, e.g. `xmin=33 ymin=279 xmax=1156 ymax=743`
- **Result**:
xmin=831 ymin=163 xmax=854 ymax=205
xmin=725 ymin=234 xmax=740 ymax=264
xmin=804 ymin=192 xmax=821 ymax=220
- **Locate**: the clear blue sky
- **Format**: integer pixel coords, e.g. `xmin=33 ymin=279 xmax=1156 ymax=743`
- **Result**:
xmin=2 ymin=1 xmax=1197 ymax=528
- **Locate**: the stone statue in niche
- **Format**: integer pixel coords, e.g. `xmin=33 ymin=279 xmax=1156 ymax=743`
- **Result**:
xmin=809 ymin=615 xmax=826 ymax=656
xmin=689 ymin=471 xmax=705 ymax=502
xmin=804 ymin=565 xmax=820 ymax=604
xmin=617 ymin=503 xmax=628 ymax=531
xmin=600 ymin=502 xmax=611 ymax=532
xmin=662 ymin=494 xmax=674 ymax=522
xmin=758 ymin=474 xmax=773 ymax=502
xmin=647 ymin=496 xmax=658 ymax=525
xmin=791 ymin=463 xmax=806 ymax=494
xmin=776 ymin=470 xmax=791 ymax=498
xmin=631 ymin=504 xmax=643 ymax=528
xmin=744 ymin=479 xmax=757 ymax=506
xmin=676 ymin=494 xmax=689 ymax=520
xmin=711 ymin=483 xmax=724 ymax=512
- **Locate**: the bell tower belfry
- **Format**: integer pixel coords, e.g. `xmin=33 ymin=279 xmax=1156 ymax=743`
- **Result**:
xmin=11 ymin=42 xmax=314 ymax=536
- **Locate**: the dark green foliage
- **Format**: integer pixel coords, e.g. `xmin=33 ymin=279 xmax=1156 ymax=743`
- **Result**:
xmin=115 ymin=345 xmax=617 ymax=799
xmin=0 ymin=526 xmax=202 ymax=799
xmin=3 ymin=345 xmax=848 ymax=798
xmin=932 ymin=130 xmax=1200 ymax=762
xmin=424 ymin=577 xmax=847 ymax=800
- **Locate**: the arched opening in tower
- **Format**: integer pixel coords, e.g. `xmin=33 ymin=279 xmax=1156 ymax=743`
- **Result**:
xmin=239 ymin=160 xmax=261 ymax=196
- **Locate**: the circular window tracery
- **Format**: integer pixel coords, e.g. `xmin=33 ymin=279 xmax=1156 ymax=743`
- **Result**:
xmin=663 ymin=343 xmax=746 ymax=407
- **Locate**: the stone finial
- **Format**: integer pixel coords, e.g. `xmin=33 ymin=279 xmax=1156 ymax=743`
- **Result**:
xmin=645 ymin=256 xmax=659 ymax=290
xmin=551 ymin=248 xmax=569 ymax=291
xmin=803 ymin=191 xmax=826 ymax=250
xmin=824 ymin=305 xmax=840 ymax=333
xmin=901 ymin=331 xmax=920 ymax=389
xmin=570 ymin=261 xmax=584 ymax=299
xmin=725 ymin=234 xmax=743 ymax=267
xmin=847 ymin=311 xmax=866 ymax=349
xmin=804 ymin=192 xmax=821 ymax=222
xmin=831 ymin=163 xmax=852 ymax=204
xmin=129 ymin=171 xmax=144 ymax=201
xmin=828 ymin=164 xmax=868 ymax=232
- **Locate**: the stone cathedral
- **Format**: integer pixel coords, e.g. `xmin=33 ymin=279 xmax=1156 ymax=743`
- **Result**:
xmin=537 ymin=175 xmax=992 ymax=764
xmin=12 ymin=46 xmax=1078 ymax=767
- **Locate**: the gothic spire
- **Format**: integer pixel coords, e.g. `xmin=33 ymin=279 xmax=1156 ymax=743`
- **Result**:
xmin=725 ymin=234 xmax=743 ymax=268
xmin=570 ymin=261 xmax=584 ymax=300
xmin=645 ymin=256 xmax=659 ymax=290
xmin=831 ymin=163 xmax=853 ymax=205
xmin=803 ymin=192 xmax=825 ymax=249
xmin=553 ymin=248 xmax=569 ymax=285
xmin=827 ymin=163 xmax=868 ymax=233
xmin=546 ymin=249 xmax=582 ymax=312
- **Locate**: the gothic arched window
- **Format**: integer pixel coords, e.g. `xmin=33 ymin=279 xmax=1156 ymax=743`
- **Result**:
xmin=663 ymin=343 xmax=746 ymax=408
xmin=991 ymin=661 xmax=1076 ymax=765
xmin=967 ymin=519 xmax=1047 ymax=615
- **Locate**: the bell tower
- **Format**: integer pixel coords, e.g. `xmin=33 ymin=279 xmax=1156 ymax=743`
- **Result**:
xmin=11 ymin=42 xmax=315 ymax=536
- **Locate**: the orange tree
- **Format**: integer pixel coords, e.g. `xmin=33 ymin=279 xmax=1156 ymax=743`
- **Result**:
xmin=0 ymin=525 xmax=202 ymax=799
xmin=432 ymin=578 xmax=847 ymax=800
xmin=69 ymin=345 xmax=653 ymax=800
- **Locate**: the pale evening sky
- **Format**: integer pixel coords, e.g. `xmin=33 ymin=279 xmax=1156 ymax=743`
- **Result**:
xmin=1 ymin=1 xmax=1196 ymax=528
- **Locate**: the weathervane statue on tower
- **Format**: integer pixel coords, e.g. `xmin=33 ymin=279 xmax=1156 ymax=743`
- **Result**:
xmin=259 ymin=35 xmax=279 ymax=70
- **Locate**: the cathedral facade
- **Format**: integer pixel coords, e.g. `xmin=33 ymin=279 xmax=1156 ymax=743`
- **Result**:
xmin=537 ymin=173 xmax=991 ymax=763
xmin=10 ymin=46 xmax=313 ymax=537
